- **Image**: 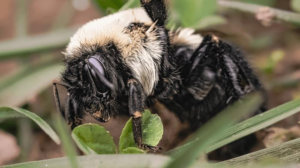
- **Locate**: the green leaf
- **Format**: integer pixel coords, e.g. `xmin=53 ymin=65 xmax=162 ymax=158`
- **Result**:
xmin=71 ymin=133 xmax=98 ymax=155
xmin=195 ymin=15 xmax=227 ymax=29
xmin=72 ymin=124 xmax=117 ymax=154
xmin=53 ymin=114 xmax=79 ymax=168
xmin=1 ymin=155 xmax=171 ymax=168
xmin=0 ymin=107 xmax=60 ymax=144
xmin=119 ymin=110 xmax=163 ymax=151
xmin=170 ymin=0 xmax=217 ymax=27
xmin=93 ymin=0 xmax=126 ymax=14
xmin=141 ymin=110 xmax=163 ymax=146
xmin=122 ymin=147 xmax=146 ymax=154
xmin=119 ymin=118 xmax=136 ymax=151
xmin=0 ymin=63 xmax=62 ymax=107
xmin=291 ymin=0 xmax=300 ymax=13
xmin=164 ymin=93 xmax=263 ymax=168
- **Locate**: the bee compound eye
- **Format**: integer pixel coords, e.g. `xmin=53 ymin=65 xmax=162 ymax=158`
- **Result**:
xmin=91 ymin=66 xmax=108 ymax=93
xmin=83 ymin=64 xmax=107 ymax=93
xmin=85 ymin=57 xmax=114 ymax=92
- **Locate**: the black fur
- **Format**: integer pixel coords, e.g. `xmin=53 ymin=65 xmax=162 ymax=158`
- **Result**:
xmin=161 ymin=35 xmax=266 ymax=127
xmin=159 ymin=35 xmax=266 ymax=159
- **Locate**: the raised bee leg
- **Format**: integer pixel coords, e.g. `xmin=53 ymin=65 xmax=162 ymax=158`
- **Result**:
xmin=140 ymin=0 xmax=167 ymax=26
xmin=141 ymin=0 xmax=174 ymax=74
xmin=128 ymin=79 xmax=160 ymax=152
xmin=140 ymin=0 xmax=180 ymax=100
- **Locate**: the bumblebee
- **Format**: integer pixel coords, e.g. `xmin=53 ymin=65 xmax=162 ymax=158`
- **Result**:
xmin=53 ymin=0 xmax=266 ymax=158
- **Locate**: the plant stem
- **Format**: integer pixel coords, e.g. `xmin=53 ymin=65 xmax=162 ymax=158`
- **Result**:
xmin=218 ymin=0 xmax=300 ymax=24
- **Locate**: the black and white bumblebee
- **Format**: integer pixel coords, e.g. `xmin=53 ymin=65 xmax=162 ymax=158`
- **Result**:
xmin=53 ymin=0 xmax=266 ymax=158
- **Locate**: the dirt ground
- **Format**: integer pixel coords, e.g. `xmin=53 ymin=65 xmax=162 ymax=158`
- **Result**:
xmin=0 ymin=0 xmax=299 ymax=165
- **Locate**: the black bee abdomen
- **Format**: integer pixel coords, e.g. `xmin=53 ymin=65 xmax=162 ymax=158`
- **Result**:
xmin=158 ymin=34 xmax=266 ymax=159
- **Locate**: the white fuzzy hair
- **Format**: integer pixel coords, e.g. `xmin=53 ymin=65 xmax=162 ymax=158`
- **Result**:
xmin=169 ymin=28 xmax=203 ymax=50
xmin=65 ymin=8 xmax=202 ymax=95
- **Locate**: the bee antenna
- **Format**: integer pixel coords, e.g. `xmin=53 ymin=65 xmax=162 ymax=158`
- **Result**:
xmin=52 ymin=80 xmax=70 ymax=119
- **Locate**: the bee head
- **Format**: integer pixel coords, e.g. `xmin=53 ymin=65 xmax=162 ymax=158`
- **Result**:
xmin=61 ymin=44 xmax=128 ymax=122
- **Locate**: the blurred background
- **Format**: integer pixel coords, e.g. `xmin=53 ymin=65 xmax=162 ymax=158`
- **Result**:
xmin=0 ymin=0 xmax=300 ymax=165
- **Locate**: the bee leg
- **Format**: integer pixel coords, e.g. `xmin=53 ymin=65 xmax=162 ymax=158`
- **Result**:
xmin=181 ymin=35 xmax=217 ymax=101
xmin=128 ymin=79 xmax=161 ymax=152
xmin=184 ymin=34 xmax=215 ymax=76
xmin=185 ymin=67 xmax=216 ymax=101
xmin=65 ymin=94 xmax=83 ymax=130
xmin=140 ymin=0 xmax=167 ymax=26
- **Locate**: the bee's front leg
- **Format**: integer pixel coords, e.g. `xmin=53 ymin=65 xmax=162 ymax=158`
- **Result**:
xmin=53 ymin=80 xmax=83 ymax=130
xmin=65 ymin=93 xmax=83 ymax=130
xmin=128 ymin=79 xmax=160 ymax=152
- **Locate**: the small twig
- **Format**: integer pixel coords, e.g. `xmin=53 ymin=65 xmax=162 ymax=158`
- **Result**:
xmin=218 ymin=0 xmax=300 ymax=24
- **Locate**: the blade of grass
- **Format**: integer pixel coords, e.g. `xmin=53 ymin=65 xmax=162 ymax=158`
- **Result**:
xmin=0 ymin=28 xmax=76 ymax=59
xmin=206 ymin=99 xmax=300 ymax=153
xmin=217 ymin=137 xmax=300 ymax=166
xmin=1 ymin=155 xmax=170 ymax=168
xmin=18 ymin=118 xmax=32 ymax=162
xmin=0 ymin=63 xmax=62 ymax=107
xmin=0 ymin=107 xmax=60 ymax=144
xmin=164 ymin=93 xmax=262 ymax=168
xmin=217 ymin=0 xmax=300 ymax=24
xmin=15 ymin=1 xmax=32 ymax=162
xmin=167 ymin=99 xmax=300 ymax=157
xmin=53 ymin=113 xmax=78 ymax=168
xmin=281 ymin=149 xmax=300 ymax=163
